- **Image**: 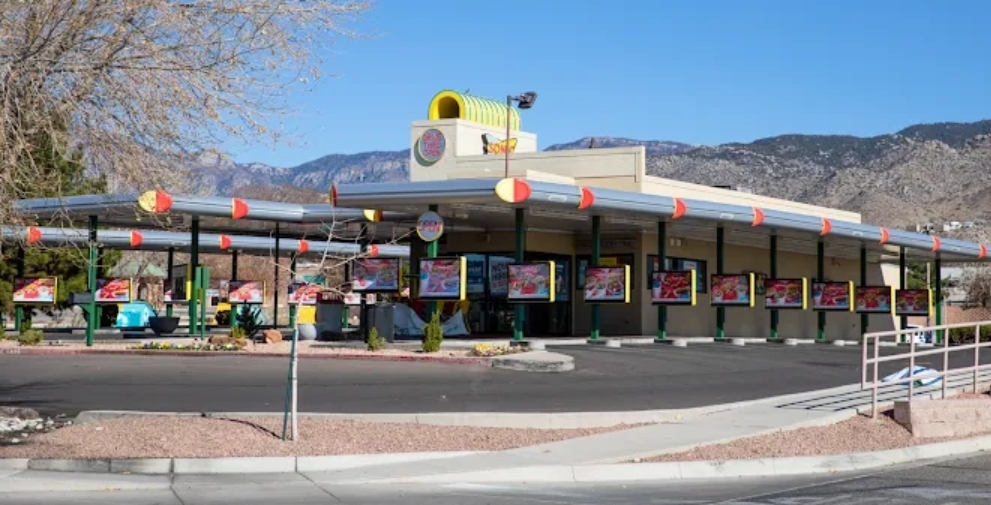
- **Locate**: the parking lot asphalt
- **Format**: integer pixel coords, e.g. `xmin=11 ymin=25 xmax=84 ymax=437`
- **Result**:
xmin=1 ymin=343 xmax=986 ymax=417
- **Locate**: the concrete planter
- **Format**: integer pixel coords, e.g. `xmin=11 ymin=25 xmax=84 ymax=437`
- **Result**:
xmin=894 ymin=396 xmax=991 ymax=438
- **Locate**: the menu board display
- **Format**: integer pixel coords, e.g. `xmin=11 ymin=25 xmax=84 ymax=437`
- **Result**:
xmin=895 ymin=289 xmax=933 ymax=316
xmin=507 ymin=262 xmax=556 ymax=302
xmin=352 ymin=258 xmax=400 ymax=293
xmin=650 ymin=271 xmax=697 ymax=305
xmin=855 ymin=286 xmax=895 ymax=314
xmin=710 ymin=274 xmax=755 ymax=307
xmin=12 ymin=278 xmax=57 ymax=305
xmin=418 ymin=257 xmax=468 ymax=301
xmin=811 ymin=281 xmax=854 ymax=311
xmin=288 ymin=283 xmax=321 ymax=305
xmin=764 ymin=278 xmax=808 ymax=310
xmin=584 ymin=265 xmax=631 ymax=303
xmin=228 ymin=281 xmax=265 ymax=304
xmin=488 ymin=256 xmax=514 ymax=297
xmin=96 ymin=278 xmax=131 ymax=303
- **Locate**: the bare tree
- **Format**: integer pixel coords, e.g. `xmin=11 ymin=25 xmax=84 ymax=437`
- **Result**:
xmin=964 ymin=265 xmax=991 ymax=308
xmin=1 ymin=0 xmax=370 ymax=224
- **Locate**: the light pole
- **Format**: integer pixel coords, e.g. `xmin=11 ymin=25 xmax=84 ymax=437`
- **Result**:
xmin=504 ymin=92 xmax=537 ymax=178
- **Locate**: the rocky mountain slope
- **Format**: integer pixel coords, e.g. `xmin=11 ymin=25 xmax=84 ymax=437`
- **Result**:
xmin=201 ymin=120 xmax=991 ymax=228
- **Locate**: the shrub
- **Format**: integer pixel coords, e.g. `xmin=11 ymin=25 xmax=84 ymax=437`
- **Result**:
xmin=367 ymin=327 xmax=383 ymax=351
xmin=17 ymin=329 xmax=43 ymax=346
xmin=422 ymin=312 xmax=443 ymax=353
xmin=229 ymin=325 xmax=247 ymax=340
xmin=234 ymin=305 xmax=262 ymax=340
xmin=948 ymin=325 xmax=991 ymax=345
xmin=215 ymin=310 xmax=231 ymax=326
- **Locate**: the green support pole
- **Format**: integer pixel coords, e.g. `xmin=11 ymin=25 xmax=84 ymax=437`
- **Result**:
xmin=770 ymin=235 xmax=779 ymax=340
xmin=14 ymin=247 xmax=24 ymax=333
xmin=166 ymin=248 xmax=174 ymax=318
xmin=935 ymin=256 xmax=943 ymax=344
xmin=898 ymin=247 xmax=907 ymax=342
xmin=655 ymin=221 xmax=668 ymax=341
xmin=198 ymin=266 xmax=209 ymax=338
xmin=274 ymin=223 xmax=281 ymax=328
xmin=189 ymin=218 xmax=199 ymax=335
xmin=817 ymin=239 xmax=826 ymax=340
xmin=288 ymin=254 xmax=297 ymax=328
xmin=95 ymin=248 xmax=104 ymax=329
xmin=426 ymin=204 xmax=439 ymax=322
xmin=590 ymin=215 xmax=602 ymax=341
xmin=513 ymin=208 xmax=526 ymax=342
xmin=230 ymin=250 xmax=238 ymax=327
xmin=716 ymin=227 xmax=725 ymax=340
xmin=86 ymin=215 xmax=98 ymax=347
xmin=860 ymin=246 xmax=868 ymax=336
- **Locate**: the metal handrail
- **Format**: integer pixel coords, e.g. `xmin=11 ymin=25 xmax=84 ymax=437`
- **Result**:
xmin=862 ymin=321 xmax=991 ymax=419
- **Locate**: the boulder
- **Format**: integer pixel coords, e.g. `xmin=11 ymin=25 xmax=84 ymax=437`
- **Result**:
xmin=0 ymin=406 xmax=40 ymax=420
xmin=208 ymin=335 xmax=234 ymax=346
xmin=263 ymin=329 xmax=283 ymax=344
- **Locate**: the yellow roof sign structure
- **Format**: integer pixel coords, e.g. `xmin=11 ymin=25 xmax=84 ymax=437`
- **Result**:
xmin=427 ymin=90 xmax=521 ymax=131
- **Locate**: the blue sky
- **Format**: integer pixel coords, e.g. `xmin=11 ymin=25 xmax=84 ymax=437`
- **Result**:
xmin=228 ymin=0 xmax=991 ymax=167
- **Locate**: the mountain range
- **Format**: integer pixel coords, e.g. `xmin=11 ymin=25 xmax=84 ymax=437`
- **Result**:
xmin=195 ymin=119 xmax=991 ymax=230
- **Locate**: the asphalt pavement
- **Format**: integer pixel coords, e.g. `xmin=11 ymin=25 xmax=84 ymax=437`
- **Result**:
xmin=2 ymin=343 xmax=987 ymax=417
xmin=1 ymin=453 xmax=990 ymax=504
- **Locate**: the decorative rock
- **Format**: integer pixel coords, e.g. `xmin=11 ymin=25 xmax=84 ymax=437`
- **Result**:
xmin=208 ymin=335 xmax=235 ymax=346
xmin=263 ymin=329 xmax=283 ymax=344
xmin=297 ymin=324 xmax=317 ymax=341
xmin=0 ymin=407 xmax=40 ymax=420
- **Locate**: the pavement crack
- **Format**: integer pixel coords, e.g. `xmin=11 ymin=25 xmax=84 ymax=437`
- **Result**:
xmin=299 ymin=472 xmax=343 ymax=502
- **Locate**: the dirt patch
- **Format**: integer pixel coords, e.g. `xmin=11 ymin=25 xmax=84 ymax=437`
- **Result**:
xmin=642 ymin=390 xmax=991 ymax=463
xmin=0 ymin=416 xmax=645 ymax=459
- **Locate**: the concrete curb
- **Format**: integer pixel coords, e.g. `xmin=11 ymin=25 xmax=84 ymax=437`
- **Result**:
xmin=491 ymin=351 xmax=574 ymax=373
xmin=340 ymin=435 xmax=991 ymax=484
xmin=2 ymin=451 xmax=482 ymax=475
xmin=0 ymin=346 xmax=491 ymax=366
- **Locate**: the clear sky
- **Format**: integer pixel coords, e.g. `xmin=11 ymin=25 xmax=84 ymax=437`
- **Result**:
xmin=227 ymin=0 xmax=991 ymax=167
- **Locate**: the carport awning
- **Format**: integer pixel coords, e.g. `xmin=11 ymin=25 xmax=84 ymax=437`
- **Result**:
xmin=0 ymin=226 xmax=410 ymax=259
xmin=330 ymin=177 xmax=988 ymax=263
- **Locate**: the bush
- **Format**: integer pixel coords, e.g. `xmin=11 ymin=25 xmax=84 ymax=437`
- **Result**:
xmin=948 ymin=325 xmax=991 ymax=345
xmin=17 ymin=329 xmax=43 ymax=346
xmin=422 ymin=312 xmax=443 ymax=353
xmin=234 ymin=305 xmax=262 ymax=340
xmin=367 ymin=327 xmax=383 ymax=351
xmin=215 ymin=310 xmax=231 ymax=326
xmin=228 ymin=325 xmax=247 ymax=340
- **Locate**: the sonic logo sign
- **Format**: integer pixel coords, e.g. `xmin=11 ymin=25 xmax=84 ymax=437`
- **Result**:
xmin=416 ymin=211 xmax=445 ymax=242
xmin=482 ymin=133 xmax=517 ymax=155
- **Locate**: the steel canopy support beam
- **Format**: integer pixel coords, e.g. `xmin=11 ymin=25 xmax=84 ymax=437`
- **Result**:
xmin=770 ymin=234 xmax=779 ymax=340
xmin=655 ymin=221 xmax=668 ymax=341
xmin=935 ymin=255 xmax=943 ymax=344
xmin=513 ymin=208 xmax=526 ymax=342
xmin=590 ymin=216 xmax=602 ymax=341
xmin=166 ymin=248 xmax=174 ymax=318
xmin=274 ymin=223 xmax=281 ymax=329
xmin=86 ymin=215 xmax=98 ymax=347
xmin=189 ymin=217 xmax=200 ymax=336
xmin=14 ymin=247 xmax=24 ymax=333
xmin=817 ymin=239 xmax=826 ymax=341
xmin=716 ymin=226 xmax=725 ymax=340
xmin=860 ymin=246 xmax=868 ymax=336
xmin=899 ymin=247 xmax=907 ymax=341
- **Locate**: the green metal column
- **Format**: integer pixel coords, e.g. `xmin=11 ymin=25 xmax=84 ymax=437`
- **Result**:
xmin=656 ymin=221 xmax=668 ymax=341
xmin=590 ymin=215 xmax=602 ymax=341
xmin=165 ymin=248 xmax=174 ymax=318
xmin=273 ymin=223 xmax=280 ymax=328
xmin=86 ymin=215 xmax=98 ymax=347
xmin=817 ymin=239 xmax=826 ymax=340
xmin=95 ymin=248 xmax=104 ymax=328
xmin=513 ymin=208 xmax=526 ymax=341
xmin=189 ymin=218 xmax=199 ymax=335
xmin=14 ymin=247 xmax=24 ymax=333
xmin=860 ymin=246 xmax=868 ymax=336
xmin=898 ymin=247 xmax=907 ymax=341
xmin=716 ymin=227 xmax=725 ymax=339
xmin=935 ymin=256 xmax=943 ymax=344
xmin=198 ymin=266 xmax=209 ymax=338
xmin=425 ymin=205 xmax=440 ymax=322
xmin=288 ymin=254 xmax=298 ymax=328
xmin=770 ymin=235 xmax=779 ymax=340
xmin=230 ymin=250 xmax=239 ymax=327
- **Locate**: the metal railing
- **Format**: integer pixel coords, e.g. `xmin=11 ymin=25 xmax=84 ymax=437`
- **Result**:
xmin=862 ymin=321 xmax=991 ymax=419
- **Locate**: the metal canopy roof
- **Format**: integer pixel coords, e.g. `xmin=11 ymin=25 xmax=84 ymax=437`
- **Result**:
xmin=330 ymin=177 xmax=989 ymax=264
xmin=13 ymin=192 xmax=414 ymax=242
xmin=0 ymin=226 xmax=409 ymax=259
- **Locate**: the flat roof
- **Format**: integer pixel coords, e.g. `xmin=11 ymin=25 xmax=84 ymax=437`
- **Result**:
xmin=329 ymin=177 xmax=989 ymax=264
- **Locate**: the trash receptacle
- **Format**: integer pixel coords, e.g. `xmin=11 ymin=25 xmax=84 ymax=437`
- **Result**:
xmin=369 ymin=304 xmax=395 ymax=343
